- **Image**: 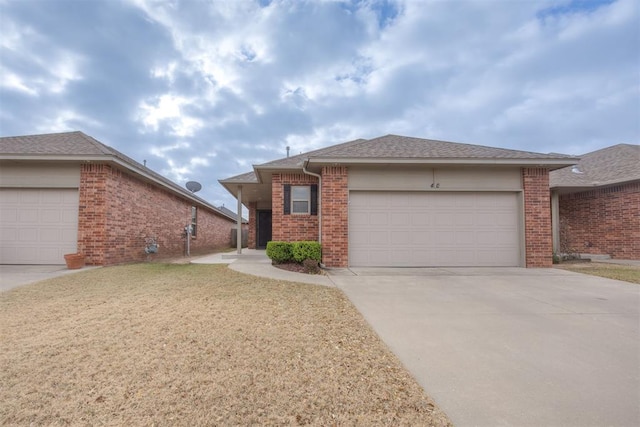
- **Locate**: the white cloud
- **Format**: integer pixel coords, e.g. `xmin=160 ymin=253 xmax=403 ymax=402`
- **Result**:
xmin=0 ymin=67 xmax=38 ymax=96
xmin=138 ymin=94 xmax=203 ymax=137
xmin=0 ymin=20 xmax=84 ymax=96
xmin=35 ymin=110 xmax=102 ymax=133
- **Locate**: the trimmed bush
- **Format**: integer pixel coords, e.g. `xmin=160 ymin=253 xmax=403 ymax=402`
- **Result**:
xmin=292 ymin=241 xmax=322 ymax=263
xmin=266 ymin=241 xmax=293 ymax=264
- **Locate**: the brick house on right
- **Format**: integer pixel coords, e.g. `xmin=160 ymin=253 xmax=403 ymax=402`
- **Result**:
xmin=221 ymin=134 xmax=578 ymax=268
xmin=550 ymin=144 xmax=640 ymax=260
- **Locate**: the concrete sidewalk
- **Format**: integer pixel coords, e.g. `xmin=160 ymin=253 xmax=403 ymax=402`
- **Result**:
xmin=191 ymin=250 xmax=335 ymax=287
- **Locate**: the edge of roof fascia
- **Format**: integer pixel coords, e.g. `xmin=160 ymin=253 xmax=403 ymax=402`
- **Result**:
xmin=550 ymin=177 xmax=640 ymax=190
xmin=306 ymin=157 xmax=579 ymax=167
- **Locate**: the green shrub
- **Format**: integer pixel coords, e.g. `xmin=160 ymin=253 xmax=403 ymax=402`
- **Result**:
xmin=266 ymin=241 xmax=293 ymax=264
xmin=292 ymin=241 xmax=322 ymax=263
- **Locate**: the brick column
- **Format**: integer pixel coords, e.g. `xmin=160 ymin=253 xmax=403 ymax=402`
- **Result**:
xmin=271 ymin=174 xmax=283 ymax=241
xmin=321 ymin=166 xmax=348 ymax=267
xmin=248 ymin=202 xmax=257 ymax=249
xmin=77 ymin=163 xmax=109 ymax=265
xmin=523 ymin=167 xmax=552 ymax=267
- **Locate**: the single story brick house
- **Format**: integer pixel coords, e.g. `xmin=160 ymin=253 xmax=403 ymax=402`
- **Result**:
xmin=0 ymin=131 xmax=237 ymax=265
xmin=550 ymin=144 xmax=640 ymax=260
xmin=220 ymin=135 xmax=577 ymax=268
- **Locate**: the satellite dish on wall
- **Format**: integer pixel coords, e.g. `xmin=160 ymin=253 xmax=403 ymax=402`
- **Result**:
xmin=186 ymin=181 xmax=202 ymax=193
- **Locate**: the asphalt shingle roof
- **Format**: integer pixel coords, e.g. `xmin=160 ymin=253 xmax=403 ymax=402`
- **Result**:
xmin=314 ymin=135 xmax=576 ymax=160
xmin=550 ymin=144 xmax=640 ymax=188
xmin=0 ymin=131 xmax=112 ymax=155
xmin=221 ymin=134 xmax=577 ymax=183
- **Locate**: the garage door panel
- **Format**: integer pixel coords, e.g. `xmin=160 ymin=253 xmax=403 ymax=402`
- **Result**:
xmin=22 ymin=209 xmax=39 ymax=223
xmin=1 ymin=188 xmax=78 ymax=264
xmin=19 ymin=229 xmax=38 ymax=241
xmin=349 ymin=191 xmax=520 ymax=267
xmin=370 ymin=231 xmax=389 ymax=245
xmin=1 ymin=228 xmax=17 ymax=241
xmin=20 ymin=191 xmax=40 ymax=203
xmin=370 ymin=212 xmax=388 ymax=225
xmin=390 ymin=212 xmax=409 ymax=225
xmin=411 ymin=230 xmax=433 ymax=243
xmin=411 ymin=213 xmax=430 ymax=226
xmin=1 ymin=207 xmax=18 ymax=222
xmin=391 ymin=231 xmax=412 ymax=245
xmin=434 ymin=213 xmax=455 ymax=226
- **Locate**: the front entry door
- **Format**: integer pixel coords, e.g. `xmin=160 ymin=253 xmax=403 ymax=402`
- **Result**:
xmin=257 ymin=210 xmax=272 ymax=249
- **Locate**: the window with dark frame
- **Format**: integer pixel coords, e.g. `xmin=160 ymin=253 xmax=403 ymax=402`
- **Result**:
xmin=191 ymin=206 xmax=197 ymax=237
xmin=291 ymin=186 xmax=310 ymax=214
xmin=283 ymin=184 xmax=318 ymax=216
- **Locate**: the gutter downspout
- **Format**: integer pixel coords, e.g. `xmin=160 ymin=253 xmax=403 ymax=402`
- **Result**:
xmin=302 ymin=161 xmax=321 ymax=244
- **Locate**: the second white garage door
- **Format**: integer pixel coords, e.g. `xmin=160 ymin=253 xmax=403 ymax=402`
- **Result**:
xmin=0 ymin=188 xmax=79 ymax=264
xmin=349 ymin=191 xmax=521 ymax=267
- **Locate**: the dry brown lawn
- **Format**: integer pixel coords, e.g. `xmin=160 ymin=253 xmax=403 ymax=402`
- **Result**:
xmin=555 ymin=262 xmax=640 ymax=284
xmin=0 ymin=264 xmax=452 ymax=426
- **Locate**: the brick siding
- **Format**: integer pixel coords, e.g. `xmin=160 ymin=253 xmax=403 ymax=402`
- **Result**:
xmin=78 ymin=164 xmax=235 ymax=265
xmin=264 ymin=166 xmax=555 ymax=268
xmin=321 ymin=166 xmax=349 ymax=267
xmin=522 ymin=168 xmax=552 ymax=267
xmin=271 ymin=173 xmax=319 ymax=242
xmin=248 ymin=202 xmax=257 ymax=249
xmin=559 ymin=182 xmax=640 ymax=259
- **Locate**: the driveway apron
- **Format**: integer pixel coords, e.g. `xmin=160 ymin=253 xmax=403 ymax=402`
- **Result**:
xmin=329 ymin=267 xmax=640 ymax=427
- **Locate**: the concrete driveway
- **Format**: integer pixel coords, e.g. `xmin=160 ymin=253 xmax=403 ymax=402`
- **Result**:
xmin=0 ymin=265 xmax=97 ymax=292
xmin=329 ymin=267 xmax=640 ymax=427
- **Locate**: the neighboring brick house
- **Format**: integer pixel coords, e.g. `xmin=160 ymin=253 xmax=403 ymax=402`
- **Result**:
xmin=550 ymin=144 xmax=640 ymax=260
xmin=220 ymin=135 xmax=577 ymax=268
xmin=0 ymin=131 xmax=238 ymax=265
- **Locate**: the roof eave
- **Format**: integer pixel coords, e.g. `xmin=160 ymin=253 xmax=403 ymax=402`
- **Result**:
xmin=306 ymin=157 xmax=578 ymax=169
xmin=551 ymin=177 xmax=640 ymax=190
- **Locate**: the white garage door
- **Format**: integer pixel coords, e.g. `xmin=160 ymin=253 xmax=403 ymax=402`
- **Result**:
xmin=349 ymin=191 xmax=521 ymax=267
xmin=0 ymin=188 xmax=79 ymax=264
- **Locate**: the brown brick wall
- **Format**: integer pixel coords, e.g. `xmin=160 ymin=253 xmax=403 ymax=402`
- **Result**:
xmin=78 ymin=164 xmax=235 ymax=265
xmin=271 ymin=173 xmax=319 ymax=242
xmin=248 ymin=202 xmax=257 ymax=249
xmin=522 ymin=168 xmax=552 ymax=267
xmin=321 ymin=166 xmax=349 ymax=267
xmin=559 ymin=182 xmax=640 ymax=259
xmin=78 ymin=164 xmax=108 ymax=265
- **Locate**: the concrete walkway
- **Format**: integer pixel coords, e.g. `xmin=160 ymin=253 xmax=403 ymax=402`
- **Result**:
xmin=191 ymin=250 xmax=335 ymax=287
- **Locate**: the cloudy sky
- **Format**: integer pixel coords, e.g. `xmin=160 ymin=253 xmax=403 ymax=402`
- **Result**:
xmin=1 ymin=0 xmax=638 ymax=209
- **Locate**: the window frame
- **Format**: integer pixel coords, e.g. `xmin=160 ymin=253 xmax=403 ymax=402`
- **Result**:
xmin=291 ymin=185 xmax=311 ymax=215
xmin=191 ymin=206 xmax=198 ymax=237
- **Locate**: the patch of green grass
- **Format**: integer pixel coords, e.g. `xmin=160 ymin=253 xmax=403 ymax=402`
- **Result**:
xmin=555 ymin=262 xmax=640 ymax=284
